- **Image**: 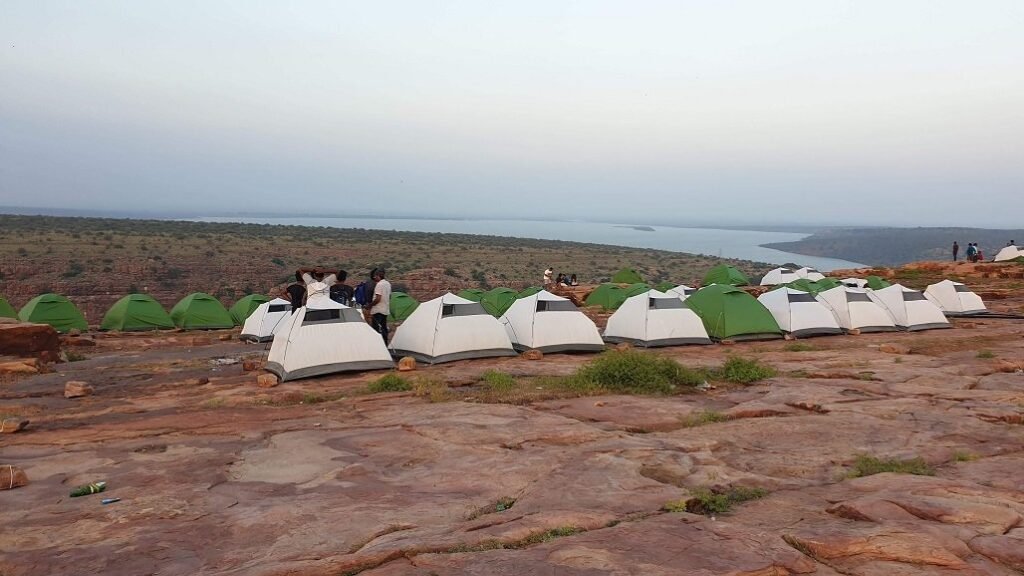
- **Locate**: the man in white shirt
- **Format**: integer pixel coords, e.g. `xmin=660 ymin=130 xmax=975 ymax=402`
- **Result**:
xmin=298 ymin=268 xmax=337 ymax=308
xmin=543 ymin=268 xmax=553 ymax=287
xmin=369 ymin=268 xmax=392 ymax=343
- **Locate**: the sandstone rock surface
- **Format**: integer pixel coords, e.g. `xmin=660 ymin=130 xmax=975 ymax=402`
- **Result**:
xmin=63 ymin=380 xmax=93 ymax=398
xmin=0 ymin=322 xmax=60 ymax=358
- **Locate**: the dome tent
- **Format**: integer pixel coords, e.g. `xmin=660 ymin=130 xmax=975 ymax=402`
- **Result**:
xmin=240 ymin=298 xmax=292 ymax=342
xmin=101 ymin=294 xmax=174 ymax=331
xmin=611 ymin=268 xmax=644 ymax=284
xmin=388 ymin=292 xmax=420 ymax=322
xmin=603 ymin=290 xmax=711 ymax=347
xmin=702 ymin=264 xmax=749 ymax=287
xmin=796 ymin=267 xmax=826 ymax=281
xmin=585 ymin=283 xmax=628 ymax=310
xmin=757 ymin=288 xmax=842 ymax=338
xmin=924 ymin=280 xmax=986 ymax=316
xmin=866 ymin=276 xmax=891 ymax=290
xmin=267 ymin=299 xmax=393 ymax=381
xmin=653 ymin=281 xmax=676 ymax=292
xmin=456 ymin=288 xmax=485 ymax=302
xmin=169 ymin=293 xmax=234 ymax=330
xmin=759 ymin=267 xmax=801 ymax=286
xmin=230 ymin=295 xmax=270 ymax=326
xmin=480 ymin=287 xmax=519 ymax=318
xmin=19 ymin=293 xmax=88 ymax=333
xmin=684 ymin=284 xmax=782 ymax=341
xmin=0 ymin=297 xmax=16 ymax=319
xmin=868 ymin=284 xmax=950 ymax=331
xmin=815 ymin=286 xmax=897 ymax=333
xmin=389 ymin=293 xmax=515 ymax=364
xmin=500 ymin=290 xmax=604 ymax=353
xmin=667 ymin=285 xmax=697 ymax=299
xmin=517 ymin=286 xmax=543 ymax=299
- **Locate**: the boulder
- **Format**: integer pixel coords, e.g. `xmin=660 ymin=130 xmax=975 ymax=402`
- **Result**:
xmin=64 ymin=381 xmax=94 ymax=398
xmin=522 ymin=349 xmax=543 ymax=361
xmin=0 ymin=418 xmax=28 ymax=434
xmin=0 ymin=359 xmax=39 ymax=374
xmin=397 ymin=357 xmax=417 ymax=372
xmin=0 ymin=465 xmax=28 ymax=490
xmin=257 ymin=373 xmax=278 ymax=388
xmin=0 ymin=322 xmax=61 ymax=358
xmin=880 ymin=343 xmax=911 ymax=355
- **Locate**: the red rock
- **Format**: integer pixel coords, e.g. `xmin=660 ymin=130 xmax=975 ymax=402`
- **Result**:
xmin=61 ymin=336 xmax=96 ymax=347
xmin=218 ymin=334 xmax=232 ymax=341
xmin=969 ymin=535 xmax=1024 ymax=571
xmin=522 ymin=349 xmax=543 ymax=360
xmin=995 ymin=360 xmax=1022 ymax=373
xmin=0 ymin=322 xmax=61 ymax=358
xmin=64 ymin=380 xmax=93 ymax=398
xmin=0 ymin=465 xmax=28 ymax=490
xmin=720 ymin=339 xmax=736 ymax=346
xmin=242 ymin=359 xmax=259 ymax=372
xmin=847 ymin=328 xmax=861 ymax=336
xmin=880 ymin=343 xmax=911 ymax=355
xmin=191 ymin=337 xmax=212 ymax=347
xmin=0 ymin=360 xmax=39 ymax=374
xmin=0 ymin=418 xmax=28 ymax=434
xmin=397 ymin=357 xmax=417 ymax=372
xmin=257 ymin=373 xmax=278 ymax=388
xmin=187 ymin=377 xmax=210 ymax=386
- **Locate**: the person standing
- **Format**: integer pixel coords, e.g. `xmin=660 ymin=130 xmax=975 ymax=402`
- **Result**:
xmin=543 ymin=267 xmax=553 ymax=287
xmin=952 ymin=241 xmax=959 ymax=262
xmin=369 ymin=268 xmax=392 ymax=343
xmin=298 ymin=267 xmax=337 ymax=308
xmin=329 ymin=270 xmax=353 ymax=305
xmin=285 ymin=272 xmax=307 ymax=313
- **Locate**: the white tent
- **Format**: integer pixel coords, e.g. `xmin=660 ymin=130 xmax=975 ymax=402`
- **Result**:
xmin=667 ymin=284 xmax=697 ymax=300
xmin=924 ymin=280 xmax=986 ymax=316
xmin=994 ymin=246 xmax=1022 ymax=262
xmin=389 ymin=293 xmax=516 ymax=364
xmin=499 ymin=290 xmax=604 ymax=353
xmin=815 ymin=286 xmax=897 ymax=332
xmin=796 ymin=267 xmax=826 ymax=281
xmin=240 ymin=298 xmax=292 ymax=342
xmin=868 ymin=284 xmax=950 ymax=331
xmin=604 ymin=290 xmax=711 ymax=347
xmin=841 ymin=278 xmax=868 ymax=289
xmin=759 ymin=267 xmax=802 ymax=286
xmin=757 ymin=288 xmax=842 ymax=337
xmin=266 ymin=300 xmax=393 ymax=381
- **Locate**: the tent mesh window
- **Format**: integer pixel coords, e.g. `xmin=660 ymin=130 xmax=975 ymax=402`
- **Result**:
xmin=846 ymin=292 xmax=872 ymax=302
xmin=268 ymin=304 xmax=290 ymax=313
xmin=902 ymin=292 xmax=927 ymax=302
xmin=954 ymin=285 xmax=972 ymax=293
xmin=536 ymin=300 xmax=577 ymax=312
xmin=442 ymin=303 xmax=488 ymax=317
xmin=649 ymin=297 xmax=685 ymax=309
xmin=303 ymin=308 xmax=364 ymax=325
xmin=786 ymin=293 xmax=817 ymax=303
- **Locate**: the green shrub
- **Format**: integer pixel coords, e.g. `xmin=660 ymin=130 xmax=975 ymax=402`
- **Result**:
xmin=848 ymin=454 xmax=935 ymax=478
xmin=682 ymin=486 xmax=768 ymax=515
xmin=573 ymin=350 xmax=705 ymax=394
xmin=367 ymin=374 xmax=412 ymax=393
xmin=976 ymin=350 xmax=995 ymax=359
xmin=481 ymin=370 xmax=516 ymax=390
xmin=711 ymin=356 xmax=776 ymax=384
xmin=679 ymin=410 xmax=730 ymax=427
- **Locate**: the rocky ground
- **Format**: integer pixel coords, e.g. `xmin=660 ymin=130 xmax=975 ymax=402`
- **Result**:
xmin=1 ymin=266 xmax=1024 ymax=575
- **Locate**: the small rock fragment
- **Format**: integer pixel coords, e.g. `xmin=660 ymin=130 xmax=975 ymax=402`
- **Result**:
xmin=67 ymin=328 xmax=82 ymax=337
xmin=242 ymin=359 xmax=259 ymax=372
xmin=995 ymin=360 xmax=1022 ymax=373
xmin=522 ymin=349 xmax=543 ymax=360
xmin=0 ymin=360 xmax=39 ymax=374
xmin=191 ymin=337 xmax=213 ymax=347
xmin=218 ymin=334 xmax=232 ymax=341
xmin=720 ymin=339 xmax=736 ymax=346
xmin=847 ymin=329 xmax=861 ymax=336
xmin=0 ymin=418 xmax=28 ymax=434
xmin=397 ymin=356 xmax=417 ymax=372
xmin=0 ymin=465 xmax=29 ymax=490
xmin=257 ymin=373 xmax=278 ymax=388
xmin=615 ymin=342 xmax=633 ymax=351
xmin=64 ymin=380 xmax=93 ymax=398
xmin=187 ymin=377 xmax=210 ymax=386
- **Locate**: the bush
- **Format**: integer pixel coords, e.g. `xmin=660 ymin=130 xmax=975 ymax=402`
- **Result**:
xmin=681 ymin=486 xmax=768 ymax=515
xmin=573 ymin=349 xmax=705 ymax=394
xmin=367 ymin=374 xmax=412 ymax=393
xmin=848 ymin=454 xmax=935 ymax=478
xmin=481 ymin=370 xmax=516 ymax=390
xmin=712 ymin=356 xmax=776 ymax=384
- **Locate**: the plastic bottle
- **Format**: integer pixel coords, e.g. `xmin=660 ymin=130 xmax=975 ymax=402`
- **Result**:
xmin=70 ymin=481 xmax=106 ymax=497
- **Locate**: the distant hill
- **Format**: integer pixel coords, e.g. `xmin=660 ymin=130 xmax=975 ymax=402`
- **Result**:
xmin=763 ymin=227 xmax=1024 ymax=267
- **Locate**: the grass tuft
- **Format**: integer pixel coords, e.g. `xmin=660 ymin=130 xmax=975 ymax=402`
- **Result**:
xmin=783 ymin=343 xmax=816 ymax=352
xmin=710 ymin=356 xmax=776 ymax=384
xmin=976 ymin=350 xmax=995 ymax=359
xmin=480 ymin=370 xmax=516 ymax=390
xmin=952 ymin=451 xmax=978 ymax=462
xmin=848 ymin=454 xmax=935 ymax=478
xmin=367 ymin=374 xmax=413 ymax=393
xmin=678 ymin=410 xmax=730 ymax=427
xmin=681 ymin=486 xmax=768 ymax=515
xmin=572 ymin=349 xmax=705 ymax=394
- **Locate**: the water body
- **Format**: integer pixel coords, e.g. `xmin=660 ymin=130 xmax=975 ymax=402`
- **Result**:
xmin=194 ymin=216 xmax=865 ymax=272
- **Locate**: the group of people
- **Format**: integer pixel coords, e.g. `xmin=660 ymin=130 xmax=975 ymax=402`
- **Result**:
xmin=543 ymin=268 xmax=579 ymax=287
xmin=952 ymin=241 xmax=987 ymax=263
xmin=285 ymin=267 xmax=393 ymax=342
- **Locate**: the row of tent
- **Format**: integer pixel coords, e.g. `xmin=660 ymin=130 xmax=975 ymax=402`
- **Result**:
xmin=251 ymin=278 xmax=984 ymax=381
xmin=994 ymin=246 xmax=1024 ymax=262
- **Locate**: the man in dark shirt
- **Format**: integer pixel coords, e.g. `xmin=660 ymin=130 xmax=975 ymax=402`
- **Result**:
xmin=329 ymin=270 xmax=354 ymax=305
xmin=285 ymin=271 xmax=306 ymax=313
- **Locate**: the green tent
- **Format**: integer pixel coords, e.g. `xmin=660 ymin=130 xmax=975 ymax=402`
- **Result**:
xmin=812 ymin=277 xmax=842 ymax=292
xmin=623 ymin=283 xmax=651 ymax=299
xmin=18 ymin=293 xmax=88 ymax=333
xmin=611 ymin=268 xmax=644 ymax=284
xmin=170 ymin=293 xmax=234 ymax=330
xmin=229 ymin=294 xmax=270 ymax=325
xmin=684 ymin=284 xmax=782 ymax=341
xmin=866 ymin=276 xmax=891 ymax=290
xmin=480 ymin=287 xmax=519 ymax=317
xmin=779 ymin=278 xmax=816 ymax=293
xmin=585 ymin=283 xmax=628 ymax=310
xmin=653 ymin=281 xmax=676 ymax=292
xmin=517 ymin=286 xmax=543 ymax=299
xmin=389 ymin=292 xmax=420 ymax=322
xmin=457 ymin=288 xmax=485 ymax=302
xmin=703 ymin=264 xmax=750 ymax=287
xmin=0 ymin=297 xmax=16 ymax=319
xmin=101 ymin=294 xmax=175 ymax=331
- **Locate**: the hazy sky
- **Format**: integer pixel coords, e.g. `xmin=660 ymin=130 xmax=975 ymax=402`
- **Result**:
xmin=2 ymin=1 xmax=1022 ymax=227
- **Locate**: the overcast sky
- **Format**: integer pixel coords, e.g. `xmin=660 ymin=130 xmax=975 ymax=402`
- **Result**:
xmin=1 ymin=1 xmax=1022 ymax=227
